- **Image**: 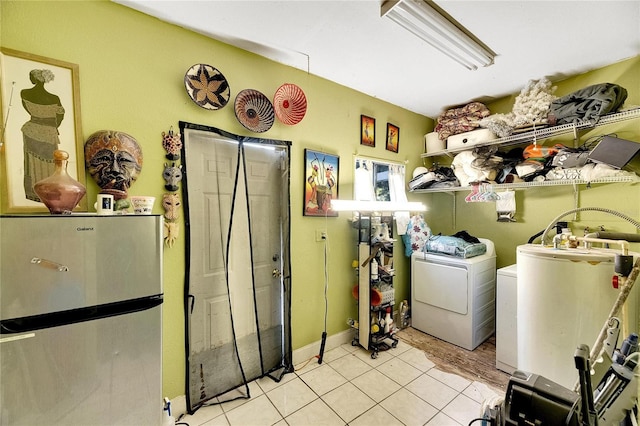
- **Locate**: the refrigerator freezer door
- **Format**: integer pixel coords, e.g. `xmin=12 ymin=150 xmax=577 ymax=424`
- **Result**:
xmin=0 ymin=305 xmax=162 ymax=425
xmin=0 ymin=215 xmax=163 ymax=320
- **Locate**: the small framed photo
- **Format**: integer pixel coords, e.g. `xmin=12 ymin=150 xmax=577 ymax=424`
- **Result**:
xmin=386 ymin=123 xmax=399 ymax=153
xmin=303 ymin=149 xmax=339 ymax=217
xmin=360 ymin=115 xmax=375 ymax=147
xmin=1 ymin=48 xmax=86 ymax=212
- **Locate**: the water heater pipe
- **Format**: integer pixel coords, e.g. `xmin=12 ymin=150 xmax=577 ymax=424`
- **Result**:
xmin=569 ymin=236 xmax=630 ymax=255
xmin=541 ymin=207 xmax=640 ymax=246
xmin=586 ymin=232 xmax=640 ymax=243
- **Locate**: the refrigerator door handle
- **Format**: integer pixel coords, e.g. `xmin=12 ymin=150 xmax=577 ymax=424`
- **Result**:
xmin=30 ymin=257 xmax=69 ymax=272
xmin=0 ymin=333 xmax=36 ymax=344
xmin=0 ymin=295 xmax=163 ymax=334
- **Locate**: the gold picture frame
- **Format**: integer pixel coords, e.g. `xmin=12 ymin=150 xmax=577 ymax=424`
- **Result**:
xmin=360 ymin=115 xmax=375 ymax=147
xmin=0 ymin=48 xmax=86 ymax=212
xmin=386 ymin=123 xmax=399 ymax=153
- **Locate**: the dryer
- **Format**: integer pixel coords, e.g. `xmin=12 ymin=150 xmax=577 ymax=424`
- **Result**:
xmin=411 ymin=238 xmax=496 ymax=350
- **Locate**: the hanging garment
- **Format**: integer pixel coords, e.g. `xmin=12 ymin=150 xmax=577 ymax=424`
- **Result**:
xmin=401 ymin=214 xmax=431 ymax=257
xmin=388 ymin=164 xmax=410 ymax=235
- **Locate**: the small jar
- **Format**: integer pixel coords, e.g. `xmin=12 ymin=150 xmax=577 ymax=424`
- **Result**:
xmin=34 ymin=150 xmax=86 ymax=214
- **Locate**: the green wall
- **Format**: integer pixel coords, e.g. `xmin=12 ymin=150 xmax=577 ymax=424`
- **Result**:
xmin=3 ymin=0 xmax=639 ymax=401
xmin=1 ymin=0 xmax=430 ymax=398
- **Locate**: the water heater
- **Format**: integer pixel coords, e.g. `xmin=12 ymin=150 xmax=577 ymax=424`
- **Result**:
xmin=516 ymin=244 xmax=638 ymax=389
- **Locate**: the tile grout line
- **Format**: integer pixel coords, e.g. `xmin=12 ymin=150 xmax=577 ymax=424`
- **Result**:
xmin=182 ymin=339 xmax=500 ymax=426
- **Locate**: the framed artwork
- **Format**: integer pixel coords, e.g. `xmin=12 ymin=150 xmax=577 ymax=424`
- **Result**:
xmin=360 ymin=115 xmax=375 ymax=147
xmin=304 ymin=149 xmax=339 ymax=217
xmin=386 ymin=123 xmax=399 ymax=153
xmin=0 ymin=48 xmax=86 ymax=212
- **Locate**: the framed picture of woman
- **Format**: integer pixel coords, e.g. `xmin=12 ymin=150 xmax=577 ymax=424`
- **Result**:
xmin=303 ymin=149 xmax=339 ymax=217
xmin=0 ymin=48 xmax=86 ymax=212
xmin=360 ymin=115 xmax=375 ymax=147
xmin=386 ymin=123 xmax=399 ymax=153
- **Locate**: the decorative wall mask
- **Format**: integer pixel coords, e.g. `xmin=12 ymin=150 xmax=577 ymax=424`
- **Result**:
xmin=162 ymin=192 xmax=181 ymax=247
xmin=162 ymin=192 xmax=181 ymax=221
xmin=163 ymin=162 xmax=182 ymax=192
xmin=84 ymin=130 xmax=143 ymax=200
xmin=162 ymin=127 xmax=182 ymax=160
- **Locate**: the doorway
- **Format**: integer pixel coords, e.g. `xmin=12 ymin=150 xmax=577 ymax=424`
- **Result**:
xmin=179 ymin=123 xmax=292 ymax=413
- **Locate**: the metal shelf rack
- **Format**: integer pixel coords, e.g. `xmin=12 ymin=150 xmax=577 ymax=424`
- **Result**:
xmin=421 ymin=107 xmax=640 ymax=159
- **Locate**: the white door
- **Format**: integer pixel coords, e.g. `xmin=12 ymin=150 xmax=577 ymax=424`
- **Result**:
xmin=183 ymin=127 xmax=290 ymax=409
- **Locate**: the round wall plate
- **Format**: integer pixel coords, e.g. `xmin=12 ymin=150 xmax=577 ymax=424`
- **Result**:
xmin=184 ymin=63 xmax=230 ymax=110
xmin=274 ymin=83 xmax=307 ymax=125
xmin=234 ymin=89 xmax=275 ymax=133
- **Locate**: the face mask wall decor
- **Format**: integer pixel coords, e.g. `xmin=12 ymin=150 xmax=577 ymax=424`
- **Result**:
xmin=163 ymin=162 xmax=182 ymax=192
xmin=162 ymin=128 xmax=182 ymax=161
xmin=162 ymin=192 xmax=181 ymax=247
xmin=84 ymin=130 xmax=143 ymax=200
xmin=162 ymin=192 xmax=181 ymax=222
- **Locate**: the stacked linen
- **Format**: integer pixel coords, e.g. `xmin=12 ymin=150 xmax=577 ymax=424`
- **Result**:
xmin=435 ymin=101 xmax=490 ymax=141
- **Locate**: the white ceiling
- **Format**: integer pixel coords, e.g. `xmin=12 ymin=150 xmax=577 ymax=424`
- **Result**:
xmin=116 ymin=0 xmax=640 ymax=118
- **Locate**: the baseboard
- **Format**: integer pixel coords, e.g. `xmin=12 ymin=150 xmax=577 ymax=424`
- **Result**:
xmin=292 ymin=328 xmax=353 ymax=365
xmin=169 ymin=329 xmax=354 ymax=418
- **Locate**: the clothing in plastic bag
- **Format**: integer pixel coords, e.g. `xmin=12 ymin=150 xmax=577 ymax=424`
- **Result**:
xmin=547 ymin=83 xmax=627 ymax=125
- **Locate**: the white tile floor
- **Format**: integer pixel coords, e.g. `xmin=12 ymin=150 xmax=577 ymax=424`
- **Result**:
xmin=178 ymin=340 xmax=502 ymax=426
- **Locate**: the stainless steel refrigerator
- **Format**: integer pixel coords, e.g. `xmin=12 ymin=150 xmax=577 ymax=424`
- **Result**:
xmin=0 ymin=215 xmax=163 ymax=425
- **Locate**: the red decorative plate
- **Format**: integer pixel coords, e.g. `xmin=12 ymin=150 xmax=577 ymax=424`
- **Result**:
xmin=273 ymin=83 xmax=307 ymax=125
xmin=234 ymin=89 xmax=275 ymax=133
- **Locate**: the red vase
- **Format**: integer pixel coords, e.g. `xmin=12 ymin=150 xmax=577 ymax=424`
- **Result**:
xmin=34 ymin=150 xmax=86 ymax=214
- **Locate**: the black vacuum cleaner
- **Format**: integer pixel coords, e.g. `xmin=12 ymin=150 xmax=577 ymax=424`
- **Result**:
xmin=483 ymin=344 xmax=638 ymax=425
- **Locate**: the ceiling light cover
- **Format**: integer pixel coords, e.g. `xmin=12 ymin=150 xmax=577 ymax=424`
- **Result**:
xmin=381 ymin=0 xmax=496 ymax=70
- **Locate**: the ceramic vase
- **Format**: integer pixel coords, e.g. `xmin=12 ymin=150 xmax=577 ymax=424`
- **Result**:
xmin=34 ymin=150 xmax=86 ymax=214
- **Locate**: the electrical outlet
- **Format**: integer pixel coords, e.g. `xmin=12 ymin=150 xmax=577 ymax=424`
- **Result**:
xmin=315 ymin=229 xmax=327 ymax=242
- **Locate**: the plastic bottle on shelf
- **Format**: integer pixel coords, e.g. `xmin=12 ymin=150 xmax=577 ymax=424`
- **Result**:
xmin=399 ymin=300 xmax=410 ymax=329
xmin=371 ymin=313 xmax=380 ymax=334
xmin=371 ymin=258 xmax=379 ymax=280
xmin=384 ymin=307 xmax=393 ymax=334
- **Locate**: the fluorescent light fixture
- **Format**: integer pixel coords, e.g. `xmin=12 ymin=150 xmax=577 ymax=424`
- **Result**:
xmin=331 ymin=199 xmax=426 ymax=212
xmin=381 ymin=0 xmax=496 ymax=70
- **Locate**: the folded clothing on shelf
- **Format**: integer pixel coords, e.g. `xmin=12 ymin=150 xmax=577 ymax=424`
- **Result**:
xmin=435 ymin=102 xmax=490 ymax=141
xmin=423 ymin=234 xmax=487 ymax=258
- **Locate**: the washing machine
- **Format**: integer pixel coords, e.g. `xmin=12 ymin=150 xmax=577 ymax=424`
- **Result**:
xmin=410 ymin=238 xmax=497 ymax=350
xmin=496 ymin=264 xmax=518 ymax=374
xmin=517 ymin=244 xmax=639 ymax=389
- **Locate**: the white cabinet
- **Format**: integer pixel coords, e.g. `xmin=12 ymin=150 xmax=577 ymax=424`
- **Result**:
xmin=496 ymin=264 xmax=518 ymax=374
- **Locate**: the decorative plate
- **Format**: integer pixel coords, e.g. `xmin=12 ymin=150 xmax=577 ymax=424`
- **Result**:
xmin=184 ymin=64 xmax=230 ymax=110
xmin=234 ymin=89 xmax=275 ymax=133
xmin=273 ymin=83 xmax=307 ymax=125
